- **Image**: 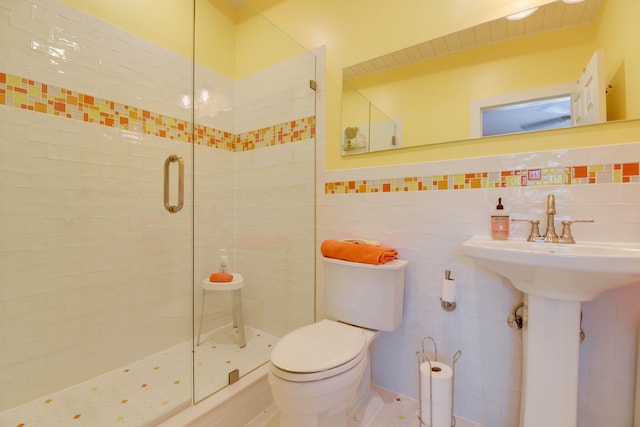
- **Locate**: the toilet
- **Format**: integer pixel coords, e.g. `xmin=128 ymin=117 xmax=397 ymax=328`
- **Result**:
xmin=268 ymin=256 xmax=409 ymax=427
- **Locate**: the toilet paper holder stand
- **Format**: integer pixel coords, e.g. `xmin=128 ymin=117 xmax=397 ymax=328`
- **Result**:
xmin=416 ymin=337 xmax=462 ymax=427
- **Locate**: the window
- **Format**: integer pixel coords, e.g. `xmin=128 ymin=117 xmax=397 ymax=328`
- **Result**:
xmin=470 ymin=82 xmax=574 ymax=138
xmin=482 ymin=96 xmax=571 ymax=136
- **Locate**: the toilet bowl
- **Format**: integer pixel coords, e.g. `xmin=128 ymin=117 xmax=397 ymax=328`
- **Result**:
xmin=268 ymin=320 xmax=376 ymax=427
xmin=268 ymin=257 xmax=409 ymax=427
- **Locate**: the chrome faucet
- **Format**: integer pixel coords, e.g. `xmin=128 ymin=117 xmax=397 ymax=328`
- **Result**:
xmin=512 ymin=194 xmax=594 ymax=243
xmin=544 ymin=194 xmax=559 ymax=243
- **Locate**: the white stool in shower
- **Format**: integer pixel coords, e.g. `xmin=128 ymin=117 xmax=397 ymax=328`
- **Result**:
xmin=197 ymin=273 xmax=246 ymax=348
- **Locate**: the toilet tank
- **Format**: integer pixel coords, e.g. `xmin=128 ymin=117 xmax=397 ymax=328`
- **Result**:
xmin=322 ymin=256 xmax=409 ymax=331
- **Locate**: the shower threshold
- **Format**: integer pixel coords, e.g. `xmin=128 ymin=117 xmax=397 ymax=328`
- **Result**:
xmin=0 ymin=325 xmax=278 ymax=427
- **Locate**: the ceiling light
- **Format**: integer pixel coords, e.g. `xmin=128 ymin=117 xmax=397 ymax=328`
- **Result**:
xmin=505 ymin=7 xmax=539 ymax=21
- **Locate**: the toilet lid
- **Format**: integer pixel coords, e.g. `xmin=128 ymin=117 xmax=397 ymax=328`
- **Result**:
xmin=271 ymin=320 xmax=366 ymax=374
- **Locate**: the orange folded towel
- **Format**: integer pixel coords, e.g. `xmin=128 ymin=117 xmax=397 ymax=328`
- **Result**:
xmin=320 ymin=240 xmax=398 ymax=265
xmin=209 ymin=272 xmax=233 ymax=282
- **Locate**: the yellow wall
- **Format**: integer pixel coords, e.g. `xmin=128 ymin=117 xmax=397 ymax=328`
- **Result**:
xmin=60 ymin=0 xmax=237 ymax=78
xmin=59 ymin=0 xmax=309 ymax=80
xmin=625 ymin=0 xmax=640 ymax=119
xmin=341 ymin=83 xmax=371 ymax=133
xmin=594 ymin=0 xmax=640 ymax=120
xmin=195 ymin=0 xmax=237 ymax=77
xmin=60 ymin=0 xmax=193 ymax=66
xmin=249 ymin=0 xmax=639 ymax=170
xmin=234 ymin=8 xmax=310 ymax=79
xmin=59 ymin=0 xmax=640 ymax=170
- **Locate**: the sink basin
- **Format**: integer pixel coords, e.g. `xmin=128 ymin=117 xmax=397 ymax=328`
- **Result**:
xmin=462 ymin=237 xmax=640 ymax=301
xmin=462 ymin=237 xmax=640 ymax=427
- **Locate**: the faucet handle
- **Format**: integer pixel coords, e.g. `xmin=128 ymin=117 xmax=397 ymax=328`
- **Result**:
xmin=511 ymin=219 xmax=543 ymax=242
xmin=559 ymin=219 xmax=595 ymax=244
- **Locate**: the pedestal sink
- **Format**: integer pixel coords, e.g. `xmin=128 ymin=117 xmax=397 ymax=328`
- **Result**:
xmin=462 ymin=237 xmax=640 ymax=427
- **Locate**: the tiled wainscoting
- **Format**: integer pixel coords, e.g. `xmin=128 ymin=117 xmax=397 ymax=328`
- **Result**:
xmin=317 ymin=142 xmax=640 ymax=427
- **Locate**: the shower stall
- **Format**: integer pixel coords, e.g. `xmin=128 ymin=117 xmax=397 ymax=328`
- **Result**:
xmin=0 ymin=0 xmax=316 ymax=425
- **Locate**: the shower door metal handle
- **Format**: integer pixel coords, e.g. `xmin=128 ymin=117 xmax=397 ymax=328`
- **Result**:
xmin=164 ymin=154 xmax=184 ymax=213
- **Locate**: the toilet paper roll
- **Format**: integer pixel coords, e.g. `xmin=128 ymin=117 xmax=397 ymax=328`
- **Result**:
xmin=440 ymin=278 xmax=457 ymax=303
xmin=420 ymin=361 xmax=453 ymax=427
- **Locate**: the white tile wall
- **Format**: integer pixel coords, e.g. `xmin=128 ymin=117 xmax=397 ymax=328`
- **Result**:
xmin=194 ymin=64 xmax=235 ymax=133
xmin=0 ymin=0 xmax=194 ymax=121
xmin=316 ymin=142 xmax=640 ymax=427
xmin=0 ymin=105 xmax=195 ymax=409
xmin=235 ymin=140 xmax=315 ymax=338
xmin=1 ymin=0 xmax=316 ymax=414
xmin=231 ymin=46 xmax=318 ymax=338
xmin=235 ymin=53 xmax=316 ymax=134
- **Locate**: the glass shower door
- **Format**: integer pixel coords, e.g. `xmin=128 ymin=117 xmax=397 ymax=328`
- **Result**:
xmin=0 ymin=0 xmax=195 ymax=425
xmin=192 ymin=0 xmax=317 ymax=402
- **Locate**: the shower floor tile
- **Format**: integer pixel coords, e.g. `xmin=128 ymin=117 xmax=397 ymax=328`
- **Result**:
xmin=195 ymin=326 xmax=278 ymax=400
xmin=0 ymin=325 xmax=277 ymax=427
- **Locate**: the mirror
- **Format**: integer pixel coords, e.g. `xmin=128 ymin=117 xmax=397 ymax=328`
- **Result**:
xmin=341 ymin=0 xmax=634 ymax=155
xmin=341 ymin=85 xmax=401 ymax=155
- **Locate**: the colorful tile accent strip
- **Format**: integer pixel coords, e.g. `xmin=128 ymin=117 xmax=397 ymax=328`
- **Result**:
xmin=325 ymin=163 xmax=640 ymax=194
xmin=1 ymin=72 xmax=635 ymax=194
xmin=0 ymin=72 xmax=315 ymax=151
xmin=236 ymin=118 xmax=316 ymax=151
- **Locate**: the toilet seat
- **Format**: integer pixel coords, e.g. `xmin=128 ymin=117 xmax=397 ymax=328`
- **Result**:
xmin=270 ymin=319 xmax=367 ymax=382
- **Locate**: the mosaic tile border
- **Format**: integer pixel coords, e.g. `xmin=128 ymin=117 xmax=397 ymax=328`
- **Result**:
xmin=0 ymin=72 xmax=315 ymax=151
xmin=325 ymin=163 xmax=640 ymax=194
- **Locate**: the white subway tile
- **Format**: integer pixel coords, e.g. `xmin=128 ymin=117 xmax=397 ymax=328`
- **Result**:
xmin=318 ymin=142 xmax=640 ymax=425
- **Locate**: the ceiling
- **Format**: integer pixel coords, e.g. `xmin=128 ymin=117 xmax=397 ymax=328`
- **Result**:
xmin=343 ymin=0 xmax=601 ymax=80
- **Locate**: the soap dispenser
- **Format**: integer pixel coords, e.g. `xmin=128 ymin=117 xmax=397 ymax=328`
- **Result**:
xmin=219 ymin=248 xmax=229 ymax=274
xmin=491 ymin=197 xmax=509 ymax=240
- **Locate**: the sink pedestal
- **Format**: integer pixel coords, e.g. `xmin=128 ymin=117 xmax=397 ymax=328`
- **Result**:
xmin=462 ymin=237 xmax=640 ymax=427
xmin=521 ymin=294 xmax=581 ymax=427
